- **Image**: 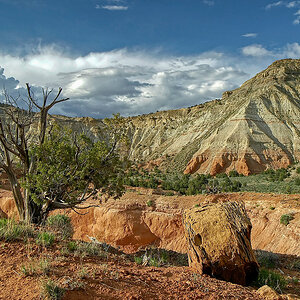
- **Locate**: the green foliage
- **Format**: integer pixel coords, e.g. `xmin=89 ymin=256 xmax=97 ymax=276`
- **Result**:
xmin=146 ymin=200 xmax=154 ymax=207
xmin=254 ymin=268 xmax=286 ymax=292
xmin=41 ymin=279 xmax=65 ymax=300
xmin=21 ymin=263 xmax=37 ymax=276
xmin=0 ymin=218 xmax=34 ymax=241
xmin=46 ymin=214 xmax=73 ymax=239
xmin=264 ymin=168 xmax=290 ymax=182
xmin=36 ymin=232 xmax=55 ymax=247
xmin=67 ymin=241 xmax=78 ymax=252
xmin=280 ymin=214 xmax=294 ymax=226
xmin=165 ymin=191 xmax=174 ymax=196
xmin=296 ymin=167 xmax=300 ymax=174
xmin=125 ymin=165 xmax=300 ymax=195
xmin=228 ymin=170 xmax=239 ymax=177
xmin=216 ymin=173 xmax=228 ymax=178
xmin=133 ymin=248 xmax=187 ymax=267
xmin=23 ymin=123 xmax=126 ymax=214
xmin=294 ymin=177 xmax=300 ymax=186
xmin=134 ymin=256 xmax=143 ymax=265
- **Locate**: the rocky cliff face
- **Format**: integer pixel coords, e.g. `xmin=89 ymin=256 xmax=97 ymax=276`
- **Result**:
xmin=125 ymin=59 xmax=300 ymax=175
xmin=1 ymin=189 xmax=299 ymax=256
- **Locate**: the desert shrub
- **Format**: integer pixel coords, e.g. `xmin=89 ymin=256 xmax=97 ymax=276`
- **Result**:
xmin=254 ymin=268 xmax=286 ymax=293
xmin=265 ymin=168 xmax=289 ymax=182
xmin=46 ymin=214 xmax=73 ymax=239
xmin=134 ymin=248 xmax=187 ymax=267
xmin=296 ymin=167 xmax=300 ymax=174
xmin=0 ymin=218 xmax=35 ymax=241
xmin=146 ymin=200 xmax=154 ymax=207
xmin=134 ymin=256 xmax=143 ymax=265
xmin=39 ymin=258 xmax=51 ymax=275
xmin=67 ymin=241 xmax=78 ymax=252
xmin=77 ymin=266 xmax=88 ymax=279
xmin=288 ymin=259 xmax=300 ymax=271
xmin=294 ymin=177 xmax=300 ymax=186
xmin=21 ymin=258 xmax=51 ymax=276
xmin=229 ymin=170 xmax=239 ymax=177
xmin=36 ymin=232 xmax=55 ymax=247
xmin=165 ymin=191 xmax=174 ymax=196
xmin=21 ymin=262 xmax=37 ymax=276
xmin=216 ymin=173 xmax=228 ymax=178
xmin=255 ymin=250 xmax=279 ymax=269
xmin=280 ymin=213 xmax=294 ymax=226
xmin=41 ymin=279 xmax=65 ymax=300
xmin=74 ymin=241 xmax=100 ymax=257
xmin=149 ymin=256 xmax=160 ymax=267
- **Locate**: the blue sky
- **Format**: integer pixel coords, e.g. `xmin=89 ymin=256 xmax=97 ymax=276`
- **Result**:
xmin=0 ymin=0 xmax=299 ymax=117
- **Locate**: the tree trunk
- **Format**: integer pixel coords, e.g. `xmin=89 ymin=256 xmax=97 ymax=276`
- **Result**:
xmin=6 ymin=170 xmax=25 ymax=221
xmin=24 ymin=190 xmax=43 ymax=224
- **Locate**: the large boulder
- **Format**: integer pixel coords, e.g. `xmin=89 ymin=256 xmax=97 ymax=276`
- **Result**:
xmin=182 ymin=201 xmax=259 ymax=285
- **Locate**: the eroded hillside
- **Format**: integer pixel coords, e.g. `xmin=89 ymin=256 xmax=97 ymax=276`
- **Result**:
xmin=125 ymin=59 xmax=300 ymax=175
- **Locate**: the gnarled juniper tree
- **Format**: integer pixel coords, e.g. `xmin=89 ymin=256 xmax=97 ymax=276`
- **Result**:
xmin=0 ymin=84 xmax=127 ymax=223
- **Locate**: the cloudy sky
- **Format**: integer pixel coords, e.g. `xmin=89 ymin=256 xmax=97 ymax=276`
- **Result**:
xmin=0 ymin=0 xmax=299 ymax=118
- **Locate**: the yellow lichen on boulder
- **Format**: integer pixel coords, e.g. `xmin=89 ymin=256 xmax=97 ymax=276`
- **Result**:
xmin=183 ymin=201 xmax=259 ymax=285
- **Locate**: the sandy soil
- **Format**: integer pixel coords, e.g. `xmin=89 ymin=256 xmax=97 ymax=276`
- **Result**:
xmin=0 ymin=240 xmax=264 ymax=300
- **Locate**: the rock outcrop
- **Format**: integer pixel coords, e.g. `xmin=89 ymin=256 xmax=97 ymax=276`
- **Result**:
xmin=182 ymin=201 xmax=259 ymax=285
xmin=0 ymin=188 xmax=299 ymax=257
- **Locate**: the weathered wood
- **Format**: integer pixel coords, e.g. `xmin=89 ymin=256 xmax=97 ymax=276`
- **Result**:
xmin=183 ymin=201 xmax=259 ymax=285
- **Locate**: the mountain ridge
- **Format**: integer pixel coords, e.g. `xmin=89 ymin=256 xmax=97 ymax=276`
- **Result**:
xmin=2 ymin=59 xmax=299 ymax=175
xmin=125 ymin=59 xmax=300 ymax=175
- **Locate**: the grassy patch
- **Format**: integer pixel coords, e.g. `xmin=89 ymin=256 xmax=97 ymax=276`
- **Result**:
xmin=36 ymin=232 xmax=55 ymax=247
xmin=41 ymin=279 xmax=65 ymax=300
xmin=254 ymin=268 xmax=286 ymax=293
xmin=21 ymin=258 xmax=51 ymax=276
xmin=46 ymin=214 xmax=73 ymax=240
xmin=0 ymin=218 xmax=35 ymax=242
xmin=133 ymin=248 xmax=188 ymax=267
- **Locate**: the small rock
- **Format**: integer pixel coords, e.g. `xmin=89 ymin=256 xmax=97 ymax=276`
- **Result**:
xmin=256 ymin=285 xmax=284 ymax=300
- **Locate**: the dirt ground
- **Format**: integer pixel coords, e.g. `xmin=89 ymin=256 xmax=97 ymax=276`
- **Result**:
xmin=0 ymin=240 xmax=265 ymax=300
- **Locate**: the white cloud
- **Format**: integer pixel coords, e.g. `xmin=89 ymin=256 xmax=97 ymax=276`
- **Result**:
xmin=265 ymin=1 xmax=300 ymax=9
xmin=282 ymin=42 xmax=300 ymax=57
xmin=287 ymin=1 xmax=298 ymax=7
xmin=265 ymin=1 xmax=300 ymax=23
xmin=265 ymin=1 xmax=283 ymax=9
xmin=99 ymin=5 xmax=128 ymax=10
xmin=241 ymin=44 xmax=272 ymax=57
xmin=293 ymin=9 xmax=300 ymax=23
xmin=203 ymin=0 xmax=215 ymax=5
xmin=0 ymin=43 xmax=299 ymax=118
xmin=242 ymin=33 xmax=258 ymax=38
